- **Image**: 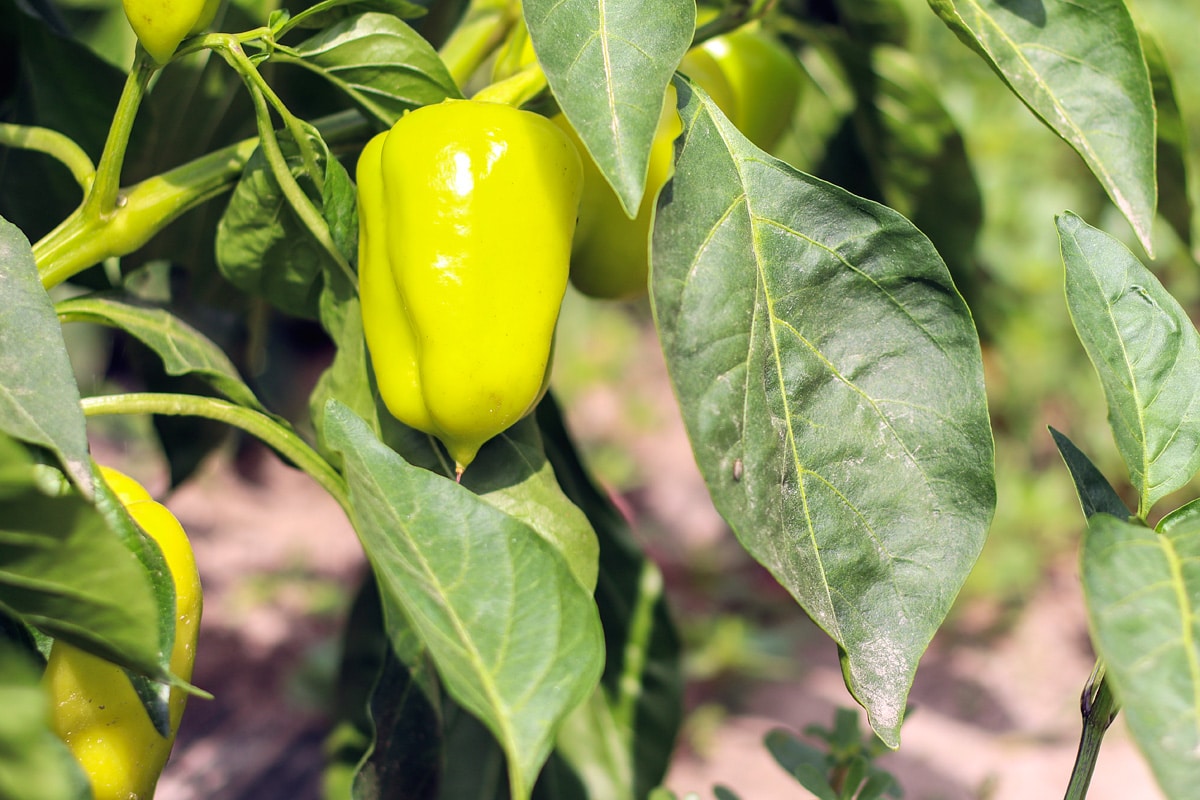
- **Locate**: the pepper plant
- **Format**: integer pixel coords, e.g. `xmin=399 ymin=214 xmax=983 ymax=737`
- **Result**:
xmin=0 ymin=0 xmax=1193 ymax=797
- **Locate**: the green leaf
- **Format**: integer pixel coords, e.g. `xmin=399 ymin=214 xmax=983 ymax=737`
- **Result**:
xmin=0 ymin=434 xmax=165 ymax=681
xmin=215 ymin=125 xmax=351 ymax=320
xmin=1048 ymin=427 xmax=1129 ymax=522
xmin=462 ymin=418 xmax=599 ymax=594
xmin=284 ymin=13 xmax=461 ymax=127
xmin=1058 ymin=211 xmax=1200 ymax=517
xmin=1141 ymin=31 xmax=1193 ymax=250
xmin=927 ymin=0 xmax=1156 ymax=256
xmin=0 ymin=216 xmax=93 ymax=494
xmin=283 ymin=0 xmax=426 ymax=32
xmin=537 ymin=394 xmax=682 ymax=799
xmin=651 ymin=78 xmax=995 ymax=746
xmin=55 ymin=293 xmax=267 ymax=413
xmin=0 ymin=642 xmax=91 ymax=800
xmin=1083 ymin=513 xmax=1200 ymax=798
xmin=323 ymin=401 xmax=604 ymax=800
xmin=524 ymin=0 xmax=694 ymax=214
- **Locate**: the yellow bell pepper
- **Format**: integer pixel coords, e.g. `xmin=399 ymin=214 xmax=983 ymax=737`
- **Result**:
xmin=43 ymin=467 xmax=202 ymax=800
xmin=357 ymin=99 xmax=583 ymax=473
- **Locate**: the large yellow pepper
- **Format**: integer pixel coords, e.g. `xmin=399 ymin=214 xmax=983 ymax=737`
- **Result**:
xmin=43 ymin=467 xmax=202 ymax=800
xmin=357 ymin=99 xmax=583 ymax=473
xmin=121 ymin=0 xmax=221 ymax=64
xmin=565 ymin=27 xmax=804 ymax=300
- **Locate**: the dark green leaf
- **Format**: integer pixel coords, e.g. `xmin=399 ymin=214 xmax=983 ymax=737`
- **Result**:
xmin=324 ymin=401 xmax=604 ymax=800
xmin=537 ymin=394 xmax=683 ymax=799
xmin=0 ymin=216 xmax=93 ymax=494
xmin=0 ymin=642 xmax=91 ymax=800
xmin=1083 ymin=513 xmax=1200 ymax=798
xmin=1058 ymin=212 xmax=1200 ymax=517
xmin=652 ymin=77 xmax=994 ymax=747
xmin=1048 ymin=427 xmax=1128 ymax=521
xmin=285 ymin=0 xmax=427 ymax=31
xmin=1141 ymin=31 xmax=1192 ymax=250
xmin=55 ymin=293 xmax=267 ymax=413
xmin=215 ymin=126 xmax=345 ymax=320
xmin=928 ymin=0 xmax=1157 ymax=255
xmin=0 ymin=434 xmax=164 ymax=681
xmin=284 ymin=13 xmax=461 ymax=127
xmin=524 ymin=0 xmax=694 ymax=214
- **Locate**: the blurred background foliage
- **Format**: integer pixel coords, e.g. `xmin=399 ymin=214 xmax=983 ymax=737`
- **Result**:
xmin=13 ymin=0 xmax=1200 ymax=720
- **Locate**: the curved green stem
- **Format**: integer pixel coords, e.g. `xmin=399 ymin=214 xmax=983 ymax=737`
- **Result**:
xmin=33 ymin=110 xmax=367 ymax=289
xmin=692 ymin=0 xmax=775 ymax=47
xmin=80 ymin=392 xmax=351 ymax=517
xmin=36 ymin=137 xmax=259 ymax=288
xmin=1064 ymin=662 xmax=1119 ymax=800
xmin=244 ymin=82 xmax=356 ymax=288
xmin=84 ymin=52 xmax=158 ymax=219
xmin=471 ymin=63 xmax=547 ymax=107
xmin=0 ymin=123 xmax=96 ymax=191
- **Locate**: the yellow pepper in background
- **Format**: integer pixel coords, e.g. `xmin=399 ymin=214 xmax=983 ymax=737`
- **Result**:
xmin=357 ymin=99 xmax=583 ymax=473
xmin=565 ymin=26 xmax=806 ymax=300
xmin=121 ymin=0 xmax=222 ymax=64
xmin=43 ymin=466 xmax=202 ymax=800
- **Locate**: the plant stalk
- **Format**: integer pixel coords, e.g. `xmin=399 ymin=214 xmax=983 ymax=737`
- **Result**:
xmin=1064 ymin=663 xmax=1119 ymax=800
xmin=80 ymin=392 xmax=351 ymax=517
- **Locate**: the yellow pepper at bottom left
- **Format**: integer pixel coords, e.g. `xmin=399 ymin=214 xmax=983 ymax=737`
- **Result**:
xmin=42 ymin=466 xmax=202 ymax=800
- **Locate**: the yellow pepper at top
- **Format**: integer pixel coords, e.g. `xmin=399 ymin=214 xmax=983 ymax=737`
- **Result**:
xmin=357 ymin=99 xmax=583 ymax=473
xmin=43 ymin=466 xmax=202 ymax=800
xmin=564 ymin=26 xmax=805 ymax=300
xmin=121 ymin=0 xmax=221 ymax=63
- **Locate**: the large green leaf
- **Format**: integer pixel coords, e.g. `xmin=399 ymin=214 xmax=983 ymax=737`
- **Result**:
xmin=0 ymin=434 xmax=165 ymax=681
xmin=0 ymin=217 xmax=93 ymax=494
xmin=215 ymin=124 xmax=355 ymax=320
xmin=282 ymin=12 xmax=461 ymax=127
xmin=523 ymin=0 xmax=694 ymax=214
xmin=651 ymin=77 xmax=994 ymax=746
xmin=0 ymin=642 xmax=91 ymax=800
xmin=1083 ymin=512 xmax=1200 ymax=799
xmin=323 ymin=401 xmax=604 ymax=800
xmin=55 ymin=293 xmax=267 ymax=413
xmin=1059 ymin=212 xmax=1200 ymax=518
xmin=927 ymin=0 xmax=1156 ymax=256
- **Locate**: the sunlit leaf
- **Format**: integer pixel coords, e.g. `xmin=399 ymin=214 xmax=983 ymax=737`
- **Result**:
xmin=284 ymin=12 xmax=460 ymax=126
xmin=1083 ymin=512 xmax=1200 ymax=798
xmin=1058 ymin=212 xmax=1200 ymax=517
xmin=324 ymin=401 xmax=604 ymax=800
xmin=928 ymin=0 xmax=1156 ymax=255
